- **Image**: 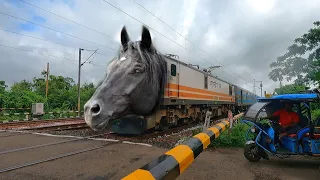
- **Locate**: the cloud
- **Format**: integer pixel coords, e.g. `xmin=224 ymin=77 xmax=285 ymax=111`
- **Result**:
xmin=0 ymin=0 xmax=320 ymax=95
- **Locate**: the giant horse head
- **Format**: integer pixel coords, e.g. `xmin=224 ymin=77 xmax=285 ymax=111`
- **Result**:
xmin=83 ymin=26 xmax=167 ymax=131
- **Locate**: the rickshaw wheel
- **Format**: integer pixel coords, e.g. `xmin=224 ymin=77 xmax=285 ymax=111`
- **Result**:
xmin=244 ymin=143 xmax=261 ymax=162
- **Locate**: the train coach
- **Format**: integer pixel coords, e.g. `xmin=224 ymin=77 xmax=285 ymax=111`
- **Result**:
xmin=111 ymin=54 xmax=259 ymax=134
xmin=234 ymin=86 xmax=259 ymax=112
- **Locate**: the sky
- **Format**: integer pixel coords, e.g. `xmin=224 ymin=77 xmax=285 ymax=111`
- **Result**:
xmin=0 ymin=0 xmax=319 ymax=96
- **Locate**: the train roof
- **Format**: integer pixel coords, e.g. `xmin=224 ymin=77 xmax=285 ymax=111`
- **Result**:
xmin=163 ymin=55 xmax=230 ymax=83
xmin=163 ymin=54 xmax=256 ymax=94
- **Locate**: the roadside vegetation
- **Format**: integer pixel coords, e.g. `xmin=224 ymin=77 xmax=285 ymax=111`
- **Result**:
xmin=0 ymin=72 xmax=96 ymax=121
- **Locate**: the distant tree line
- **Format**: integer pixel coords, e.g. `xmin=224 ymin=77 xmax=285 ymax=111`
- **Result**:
xmin=0 ymin=72 xmax=97 ymax=113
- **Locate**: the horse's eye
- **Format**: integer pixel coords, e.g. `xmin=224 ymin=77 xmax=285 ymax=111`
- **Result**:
xmin=135 ymin=69 xmax=141 ymax=74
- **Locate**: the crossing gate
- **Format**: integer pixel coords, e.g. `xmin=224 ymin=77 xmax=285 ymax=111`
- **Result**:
xmin=122 ymin=113 xmax=244 ymax=180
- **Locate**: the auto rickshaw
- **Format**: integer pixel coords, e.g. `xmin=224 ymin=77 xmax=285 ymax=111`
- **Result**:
xmin=241 ymin=89 xmax=320 ymax=162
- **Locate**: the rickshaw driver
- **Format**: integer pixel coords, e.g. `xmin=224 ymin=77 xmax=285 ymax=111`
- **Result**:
xmin=271 ymin=103 xmax=301 ymax=139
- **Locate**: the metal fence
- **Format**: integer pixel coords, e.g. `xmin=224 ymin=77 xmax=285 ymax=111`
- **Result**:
xmin=0 ymin=110 xmax=83 ymax=123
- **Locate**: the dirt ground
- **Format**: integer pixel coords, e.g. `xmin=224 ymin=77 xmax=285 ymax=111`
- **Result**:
xmin=0 ymin=131 xmax=319 ymax=180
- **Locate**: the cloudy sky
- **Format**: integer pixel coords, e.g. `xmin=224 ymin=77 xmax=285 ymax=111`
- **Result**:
xmin=0 ymin=0 xmax=319 ymax=95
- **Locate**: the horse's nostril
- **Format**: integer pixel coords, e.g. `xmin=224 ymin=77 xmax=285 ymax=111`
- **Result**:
xmin=91 ymin=104 xmax=100 ymax=115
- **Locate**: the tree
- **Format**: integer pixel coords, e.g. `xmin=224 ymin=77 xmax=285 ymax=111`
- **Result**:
xmin=274 ymin=84 xmax=307 ymax=95
xmin=0 ymin=71 xmax=97 ymax=112
xmin=0 ymin=81 xmax=6 ymax=109
xmin=0 ymin=81 xmax=7 ymax=93
xmin=269 ymin=21 xmax=320 ymax=87
xmin=10 ymin=80 xmax=33 ymax=92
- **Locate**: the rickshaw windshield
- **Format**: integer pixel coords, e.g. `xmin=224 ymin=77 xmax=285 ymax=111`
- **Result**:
xmin=243 ymin=102 xmax=270 ymax=121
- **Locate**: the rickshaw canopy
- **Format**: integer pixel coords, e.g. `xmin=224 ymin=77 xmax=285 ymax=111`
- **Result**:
xmin=258 ymin=93 xmax=319 ymax=102
xmin=243 ymin=92 xmax=319 ymax=122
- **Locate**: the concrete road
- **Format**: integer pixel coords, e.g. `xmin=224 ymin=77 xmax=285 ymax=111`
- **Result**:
xmin=0 ymin=131 xmax=319 ymax=180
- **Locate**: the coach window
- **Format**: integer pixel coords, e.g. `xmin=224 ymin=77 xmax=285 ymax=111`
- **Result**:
xmin=171 ymin=64 xmax=176 ymax=76
xmin=204 ymin=76 xmax=208 ymax=89
xmin=229 ymin=85 xmax=232 ymax=95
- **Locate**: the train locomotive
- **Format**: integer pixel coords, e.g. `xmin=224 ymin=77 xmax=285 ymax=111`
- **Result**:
xmin=111 ymin=54 xmax=260 ymax=134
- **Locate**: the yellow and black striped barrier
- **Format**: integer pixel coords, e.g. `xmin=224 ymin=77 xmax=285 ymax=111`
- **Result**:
xmin=122 ymin=113 xmax=243 ymax=180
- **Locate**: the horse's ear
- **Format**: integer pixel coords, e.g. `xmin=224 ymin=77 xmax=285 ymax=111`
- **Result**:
xmin=141 ymin=26 xmax=152 ymax=49
xmin=121 ymin=26 xmax=130 ymax=49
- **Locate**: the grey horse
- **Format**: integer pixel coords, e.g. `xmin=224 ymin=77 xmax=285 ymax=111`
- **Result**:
xmin=83 ymin=26 xmax=167 ymax=131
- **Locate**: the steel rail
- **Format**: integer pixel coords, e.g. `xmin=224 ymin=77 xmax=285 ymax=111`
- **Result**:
xmin=0 ymin=121 xmax=84 ymax=129
xmin=17 ymin=122 xmax=87 ymax=131
xmin=0 ymin=118 xmax=83 ymax=125
xmin=0 ymin=132 xmax=30 ymax=138
xmin=0 ymin=141 xmax=119 ymax=173
xmin=0 ymin=133 xmax=111 ymax=155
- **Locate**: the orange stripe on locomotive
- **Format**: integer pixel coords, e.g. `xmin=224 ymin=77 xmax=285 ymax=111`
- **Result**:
xmin=164 ymin=83 xmax=234 ymax=102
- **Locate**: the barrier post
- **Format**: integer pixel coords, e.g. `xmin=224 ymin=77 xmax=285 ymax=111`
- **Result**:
xmin=122 ymin=113 xmax=244 ymax=180
xmin=202 ymin=110 xmax=212 ymax=131
xmin=227 ymin=110 xmax=233 ymax=135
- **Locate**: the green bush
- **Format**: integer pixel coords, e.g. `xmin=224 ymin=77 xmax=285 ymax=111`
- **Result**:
xmin=312 ymin=109 xmax=320 ymax=121
xmin=209 ymin=123 xmax=249 ymax=148
xmin=191 ymin=122 xmax=250 ymax=148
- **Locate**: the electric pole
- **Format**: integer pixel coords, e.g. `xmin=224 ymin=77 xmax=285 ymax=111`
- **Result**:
xmin=254 ymin=79 xmax=263 ymax=97
xmin=77 ymin=48 xmax=98 ymax=117
xmin=253 ymin=79 xmax=256 ymax=95
xmin=45 ymin=63 xmax=49 ymax=98
xmin=260 ymin=82 xmax=263 ymax=97
xmin=77 ymin=48 xmax=83 ymax=117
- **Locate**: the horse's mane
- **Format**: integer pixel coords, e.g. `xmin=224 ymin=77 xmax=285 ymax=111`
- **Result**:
xmin=116 ymin=40 xmax=167 ymax=115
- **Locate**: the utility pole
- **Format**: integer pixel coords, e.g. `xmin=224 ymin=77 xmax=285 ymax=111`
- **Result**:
xmin=254 ymin=79 xmax=263 ymax=97
xmin=253 ymin=79 xmax=256 ymax=95
xmin=260 ymin=82 xmax=263 ymax=97
xmin=45 ymin=63 xmax=49 ymax=98
xmin=77 ymin=48 xmax=97 ymax=117
xmin=77 ymin=48 xmax=84 ymax=117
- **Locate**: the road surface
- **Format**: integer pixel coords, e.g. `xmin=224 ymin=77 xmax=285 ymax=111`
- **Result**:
xmin=0 ymin=131 xmax=319 ymax=180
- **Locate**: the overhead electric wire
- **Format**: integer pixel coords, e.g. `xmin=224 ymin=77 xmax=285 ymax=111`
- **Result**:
xmin=82 ymin=49 xmax=98 ymax=66
xmin=131 ymin=0 xmax=252 ymax=85
xmin=0 ymin=44 xmax=107 ymax=68
xmin=0 ymin=28 xmax=111 ymax=58
xmin=18 ymin=0 xmax=245 ymax=84
xmin=0 ymin=11 xmax=117 ymax=52
xmin=3 ymin=1 xmax=259 ymax=90
xmin=101 ymin=0 xmax=250 ymax=86
xmin=18 ymin=0 xmax=118 ymax=46
xmin=17 ymin=0 xmax=252 ymax=87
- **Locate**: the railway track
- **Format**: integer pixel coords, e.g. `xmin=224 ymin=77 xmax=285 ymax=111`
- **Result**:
xmin=0 ymin=119 xmax=85 ymax=131
xmin=0 ymin=132 xmax=112 ymax=155
xmin=0 ymin=118 xmax=83 ymax=125
xmin=31 ymin=114 xmax=232 ymax=141
xmin=94 ymin=123 xmax=200 ymax=143
xmin=0 ymin=132 xmax=141 ymax=174
xmin=19 ymin=122 xmax=89 ymax=131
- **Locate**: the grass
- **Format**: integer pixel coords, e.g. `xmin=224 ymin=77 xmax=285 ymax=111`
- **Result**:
xmin=210 ymin=123 xmax=250 ymax=148
xmin=191 ymin=121 xmax=250 ymax=148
